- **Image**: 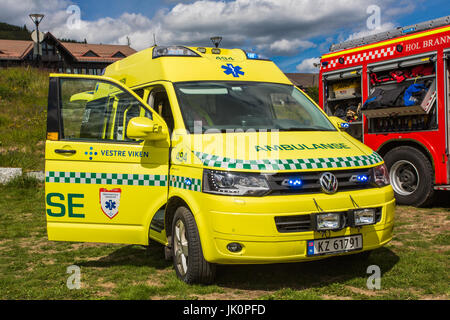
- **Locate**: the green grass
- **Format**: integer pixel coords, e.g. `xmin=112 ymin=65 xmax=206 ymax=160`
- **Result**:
xmin=0 ymin=67 xmax=48 ymax=171
xmin=0 ymin=182 xmax=448 ymax=300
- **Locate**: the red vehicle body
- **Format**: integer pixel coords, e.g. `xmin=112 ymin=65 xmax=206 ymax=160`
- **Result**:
xmin=319 ymin=16 xmax=450 ymax=206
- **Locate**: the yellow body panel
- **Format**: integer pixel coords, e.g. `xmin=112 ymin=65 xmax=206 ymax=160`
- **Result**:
xmin=45 ymin=140 xmax=169 ymax=245
xmin=45 ymin=46 xmax=395 ymax=265
xmin=103 ymin=47 xmax=292 ymax=86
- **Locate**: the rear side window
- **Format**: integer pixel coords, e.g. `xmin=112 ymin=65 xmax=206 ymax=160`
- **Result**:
xmin=59 ymin=78 xmax=151 ymax=142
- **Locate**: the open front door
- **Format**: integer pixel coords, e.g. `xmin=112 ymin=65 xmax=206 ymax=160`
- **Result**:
xmin=45 ymin=74 xmax=169 ymax=245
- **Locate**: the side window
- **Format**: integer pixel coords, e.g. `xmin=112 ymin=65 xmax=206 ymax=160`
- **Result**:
xmin=111 ymin=95 xmax=151 ymax=141
xmin=59 ymin=78 xmax=151 ymax=142
xmin=145 ymin=86 xmax=175 ymax=133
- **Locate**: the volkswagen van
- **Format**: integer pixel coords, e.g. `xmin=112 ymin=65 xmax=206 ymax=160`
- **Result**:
xmin=45 ymin=45 xmax=395 ymax=283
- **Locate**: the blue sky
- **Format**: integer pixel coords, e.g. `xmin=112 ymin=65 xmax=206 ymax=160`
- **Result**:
xmin=0 ymin=0 xmax=448 ymax=72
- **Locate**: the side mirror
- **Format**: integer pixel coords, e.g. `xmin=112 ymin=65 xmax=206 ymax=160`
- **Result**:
xmin=126 ymin=117 xmax=167 ymax=141
xmin=329 ymin=116 xmax=350 ymax=130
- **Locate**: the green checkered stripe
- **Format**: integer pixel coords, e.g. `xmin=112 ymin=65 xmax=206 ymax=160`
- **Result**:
xmin=45 ymin=171 xmax=168 ymax=186
xmin=169 ymin=175 xmax=202 ymax=192
xmin=193 ymin=151 xmax=383 ymax=171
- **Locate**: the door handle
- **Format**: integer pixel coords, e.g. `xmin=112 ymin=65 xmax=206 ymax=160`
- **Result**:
xmin=54 ymin=149 xmax=76 ymax=155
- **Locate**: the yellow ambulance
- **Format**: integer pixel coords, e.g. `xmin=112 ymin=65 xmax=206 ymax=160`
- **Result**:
xmin=45 ymin=45 xmax=395 ymax=283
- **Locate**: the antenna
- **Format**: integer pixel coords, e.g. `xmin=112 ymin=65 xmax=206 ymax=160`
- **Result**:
xmin=153 ymin=33 xmax=157 ymax=47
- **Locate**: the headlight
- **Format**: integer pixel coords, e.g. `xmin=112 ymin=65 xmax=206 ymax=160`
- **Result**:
xmin=350 ymin=208 xmax=376 ymax=227
xmin=203 ymin=169 xmax=270 ymax=196
xmin=313 ymin=213 xmax=343 ymax=231
xmin=371 ymin=163 xmax=390 ymax=187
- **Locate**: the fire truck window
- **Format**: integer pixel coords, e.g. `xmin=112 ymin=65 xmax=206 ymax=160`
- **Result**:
xmin=324 ymin=74 xmax=363 ymax=140
xmin=363 ymin=60 xmax=437 ymax=133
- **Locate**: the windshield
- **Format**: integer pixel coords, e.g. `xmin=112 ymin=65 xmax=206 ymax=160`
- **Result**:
xmin=173 ymin=82 xmax=336 ymax=133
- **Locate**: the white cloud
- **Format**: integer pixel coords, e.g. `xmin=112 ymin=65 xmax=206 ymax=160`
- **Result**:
xmin=0 ymin=0 xmax=72 ymax=30
xmin=269 ymin=39 xmax=316 ymax=55
xmin=345 ymin=22 xmax=396 ymax=41
xmin=296 ymin=57 xmax=320 ymax=73
xmin=0 ymin=0 xmax=419 ymax=55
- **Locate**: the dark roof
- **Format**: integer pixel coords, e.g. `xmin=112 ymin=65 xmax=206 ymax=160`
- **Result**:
xmin=285 ymin=73 xmax=319 ymax=88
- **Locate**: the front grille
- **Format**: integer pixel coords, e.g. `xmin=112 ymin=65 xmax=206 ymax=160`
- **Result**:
xmin=274 ymin=208 xmax=382 ymax=233
xmin=266 ymin=168 xmax=374 ymax=195
xmin=275 ymin=215 xmax=312 ymax=233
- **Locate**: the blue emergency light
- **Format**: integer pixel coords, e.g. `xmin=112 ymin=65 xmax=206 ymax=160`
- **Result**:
xmin=356 ymin=175 xmax=369 ymax=183
xmin=402 ymin=27 xmax=416 ymax=34
xmin=246 ymin=52 xmax=270 ymax=60
xmin=288 ymin=178 xmax=303 ymax=187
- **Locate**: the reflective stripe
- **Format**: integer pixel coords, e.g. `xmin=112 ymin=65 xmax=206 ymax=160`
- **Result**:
xmin=169 ymin=175 xmax=201 ymax=192
xmin=194 ymin=151 xmax=384 ymax=171
xmin=45 ymin=171 xmax=167 ymax=186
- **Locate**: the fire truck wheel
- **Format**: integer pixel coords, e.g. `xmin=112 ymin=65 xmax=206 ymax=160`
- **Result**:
xmin=171 ymin=206 xmax=216 ymax=284
xmin=384 ymin=146 xmax=434 ymax=207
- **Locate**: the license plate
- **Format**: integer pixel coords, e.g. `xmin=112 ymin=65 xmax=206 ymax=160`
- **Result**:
xmin=307 ymin=234 xmax=363 ymax=256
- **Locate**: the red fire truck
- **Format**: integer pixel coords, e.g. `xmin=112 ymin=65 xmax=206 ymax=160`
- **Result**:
xmin=319 ymin=16 xmax=450 ymax=207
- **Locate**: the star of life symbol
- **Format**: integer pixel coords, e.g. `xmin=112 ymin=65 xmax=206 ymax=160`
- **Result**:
xmin=221 ymin=64 xmax=244 ymax=77
xmin=105 ymin=200 xmax=116 ymax=211
xmin=100 ymin=188 xmax=121 ymax=219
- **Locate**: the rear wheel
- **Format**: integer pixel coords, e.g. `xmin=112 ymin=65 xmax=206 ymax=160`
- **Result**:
xmin=171 ymin=206 xmax=215 ymax=284
xmin=384 ymin=146 xmax=434 ymax=207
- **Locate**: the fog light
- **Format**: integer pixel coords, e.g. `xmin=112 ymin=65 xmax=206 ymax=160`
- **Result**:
xmin=227 ymin=242 xmax=243 ymax=253
xmin=315 ymin=213 xmax=341 ymax=231
xmin=352 ymin=208 xmax=376 ymax=226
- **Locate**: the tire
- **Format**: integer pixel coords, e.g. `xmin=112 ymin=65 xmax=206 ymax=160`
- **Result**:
xmin=171 ymin=206 xmax=216 ymax=284
xmin=384 ymin=146 xmax=434 ymax=207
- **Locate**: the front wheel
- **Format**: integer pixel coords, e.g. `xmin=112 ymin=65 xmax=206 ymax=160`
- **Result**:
xmin=171 ymin=206 xmax=216 ymax=284
xmin=384 ymin=146 xmax=434 ymax=207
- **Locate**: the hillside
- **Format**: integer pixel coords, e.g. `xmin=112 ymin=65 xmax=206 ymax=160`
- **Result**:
xmin=0 ymin=21 xmax=83 ymax=42
xmin=0 ymin=22 xmax=31 ymax=40
xmin=0 ymin=67 xmax=48 ymax=170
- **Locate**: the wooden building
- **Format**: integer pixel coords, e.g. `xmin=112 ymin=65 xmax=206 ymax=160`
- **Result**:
xmin=0 ymin=32 xmax=136 ymax=74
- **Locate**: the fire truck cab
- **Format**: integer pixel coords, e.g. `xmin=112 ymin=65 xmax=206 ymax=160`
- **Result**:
xmin=319 ymin=16 xmax=450 ymax=207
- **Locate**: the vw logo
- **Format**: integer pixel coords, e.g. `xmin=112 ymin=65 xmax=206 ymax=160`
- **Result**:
xmin=320 ymin=172 xmax=338 ymax=194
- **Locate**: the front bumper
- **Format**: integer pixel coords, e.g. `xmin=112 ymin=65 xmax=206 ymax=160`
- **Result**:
xmin=192 ymin=186 xmax=395 ymax=264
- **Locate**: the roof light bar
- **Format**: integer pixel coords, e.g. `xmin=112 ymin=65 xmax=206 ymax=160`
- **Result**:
xmin=152 ymin=46 xmax=200 ymax=59
xmin=245 ymin=51 xmax=270 ymax=61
